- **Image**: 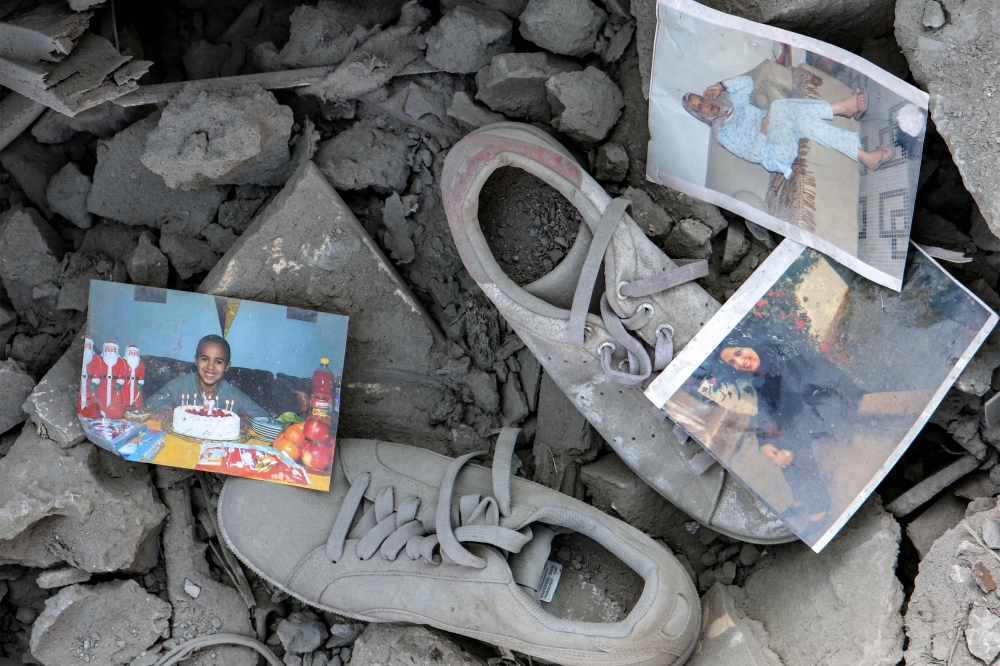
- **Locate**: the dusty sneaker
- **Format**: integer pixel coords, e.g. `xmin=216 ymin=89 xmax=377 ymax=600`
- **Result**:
xmin=218 ymin=429 xmax=700 ymax=666
xmin=441 ymin=122 xmax=794 ymax=544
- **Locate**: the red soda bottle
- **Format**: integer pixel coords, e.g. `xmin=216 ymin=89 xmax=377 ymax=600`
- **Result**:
xmin=309 ymin=358 xmax=334 ymax=424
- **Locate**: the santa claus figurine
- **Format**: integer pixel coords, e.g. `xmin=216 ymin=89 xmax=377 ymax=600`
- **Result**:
xmin=78 ymin=336 xmax=101 ymax=418
xmin=123 ymin=344 xmax=145 ymax=409
xmin=94 ymin=340 xmax=128 ymax=419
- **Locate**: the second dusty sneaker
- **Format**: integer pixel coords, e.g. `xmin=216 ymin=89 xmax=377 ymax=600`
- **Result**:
xmin=441 ymin=122 xmax=794 ymax=544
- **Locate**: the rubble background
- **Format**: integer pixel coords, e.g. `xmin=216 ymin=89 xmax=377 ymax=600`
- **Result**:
xmin=0 ymin=0 xmax=997 ymax=664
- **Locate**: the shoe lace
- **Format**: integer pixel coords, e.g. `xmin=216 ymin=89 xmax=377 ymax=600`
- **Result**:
xmin=325 ymin=428 xmax=532 ymax=569
xmin=566 ymin=197 xmax=709 ymax=386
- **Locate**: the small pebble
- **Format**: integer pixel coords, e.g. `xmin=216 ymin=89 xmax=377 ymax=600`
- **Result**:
xmin=983 ymin=521 xmax=1000 ymax=549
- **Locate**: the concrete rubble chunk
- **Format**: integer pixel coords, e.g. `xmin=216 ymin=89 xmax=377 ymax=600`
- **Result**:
xmin=45 ymin=162 xmax=92 ymax=229
xmin=519 ymin=0 xmax=607 ymax=57
xmin=327 ymin=623 xmax=366 ymax=648
xmin=29 ymin=580 xmax=171 ymax=666
xmin=442 ymin=0 xmax=527 ymax=18
xmin=22 ymin=334 xmax=87 ymax=447
xmin=182 ymin=39 xmax=234 ymax=80
xmin=425 ymin=3 xmax=513 ymax=74
xmin=688 ymin=583 xmax=782 ymax=666
xmin=0 ymin=424 xmax=166 ymax=572
xmin=160 ymin=476 xmax=256 ymax=666
xmin=735 ymin=498 xmax=904 ymax=666
xmin=315 ymin=123 xmax=411 ymax=194
xmin=32 ymin=102 xmax=139 ymax=144
xmin=501 ymin=372 xmax=529 ymax=425
xmin=0 ymin=134 xmax=71 ymax=216
xmin=268 ymin=2 xmax=373 ymax=70
xmin=896 ymin=0 xmax=1000 ymax=238
xmin=446 ymin=91 xmax=507 ymax=130
xmin=0 ymin=0 xmax=93 ymax=63
xmin=905 ymin=493 xmax=965 ymax=560
xmin=887 ymin=454 xmax=981 ymax=517
xmin=86 ymin=116 xmax=227 ymax=232
xmin=36 ymin=567 xmax=91 ymax=589
xmin=622 ymin=186 xmax=673 ymax=238
xmin=0 ymin=359 xmax=34 ymax=436
xmin=141 ymin=84 xmax=295 ymax=190
xmin=159 ymin=232 xmax=218 ymax=280
xmin=277 ymin=612 xmax=329 ymax=654
xmin=665 ymin=218 xmax=713 ymax=259
xmin=907 ymin=504 xmax=1000 ymax=665
xmin=533 ymin=373 xmax=600 ymax=495
xmin=0 ymin=92 xmax=46 ymax=153
xmin=126 ymin=232 xmax=170 ymax=288
xmin=352 ymin=623 xmax=487 ymax=666
xmin=475 ymin=52 xmax=581 ymax=122
xmin=0 ymin=205 xmax=64 ymax=316
xmin=595 ymin=142 xmax=629 ymax=182
xmin=0 ymin=33 xmax=152 ymax=117
xmin=201 ymin=162 xmax=477 ymax=455
xmin=546 ymin=67 xmax=624 ymax=142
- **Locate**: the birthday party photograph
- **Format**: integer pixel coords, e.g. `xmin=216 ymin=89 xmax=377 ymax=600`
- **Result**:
xmin=79 ymin=281 xmax=349 ymax=491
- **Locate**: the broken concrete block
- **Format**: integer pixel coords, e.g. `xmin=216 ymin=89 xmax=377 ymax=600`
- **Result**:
xmin=907 ymin=503 xmax=1000 ymax=664
xmin=0 ymin=360 xmax=34 ymax=436
xmin=595 ymin=142 xmax=628 ymax=181
xmin=532 ymin=373 xmax=600 ymax=496
xmin=141 ymin=85 xmax=294 ymax=190
xmin=954 ymin=341 xmax=1000 ymax=396
xmin=352 ymin=623 xmax=486 ymax=666
xmin=0 ymin=206 xmax=63 ymax=315
xmin=78 ymin=219 xmax=143 ymax=263
xmin=516 ymin=347 xmax=541 ymax=411
xmin=888 ymin=454 xmax=982 ymax=517
xmin=32 ymin=102 xmax=139 ymax=144
xmin=0 ymin=425 xmax=166 ymax=572
xmin=315 ymin=123 xmax=411 ymax=194
xmin=967 ymin=603 xmax=1000 ymax=663
xmin=519 ymin=0 xmax=607 ymax=56
xmin=736 ymin=498 xmax=903 ymax=666
xmin=218 ymin=190 xmax=270 ymax=233
xmin=10 ymin=333 xmax=61 ymax=376
xmin=30 ymin=580 xmax=170 ymax=666
xmin=160 ymin=477 xmax=255 ymax=666
xmin=182 ymin=39 xmax=232 ymax=80
xmin=425 ymin=3 xmax=513 ymax=74
xmin=546 ymin=67 xmax=623 ymax=142
xmin=442 ymin=0 xmax=527 ymax=17
xmin=688 ymin=584 xmax=782 ymax=666
xmin=21 ymin=334 xmax=86 ymax=447
xmin=36 ymin=567 xmax=91 ymax=589
xmin=126 ymin=232 xmax=169 ymax=288
xmin=622 ymin=186 xmax=673 ymax=238
xmin=446 ymin=91 xmax=507 ymax=130
xmin=0 ymin=134 xmax=71 ymax=216
xmin=269 ymin=2 xmax=368 ymax=70
xmin=475 ymin=52 xmax=581 ymax=122
xmin=983 ymin=519 xmax=1000 ymax=549
xmin=0 ymin=0 xmax=92 ymax=63
xmin=0 ymin=33 xmax=151 ymax=117
xmin=501 ymin=373 xmax=529 ymax=425
xmin=277 ymin=612 xmax=329 ymax=654
xmin=86 ymin=116 xmax=227 ymax=232
xmin=896 ymin=0 xmax=999 ymax=237
xmin=664 ymin=218 xmax=713 ymax=259
xmin=159 ymin=232 xmax=218 ymax=280
xmin=905 ymin=493 xmax=965 ymax=560
xmin=0 ymin=92 xmax=46 ymax=154
xmin=201 ymin=162 xmax=476 ymax=455
xmin=45 ymin=162 xmax=92 ymax=229
xmin=201 ymin=223 xmax=237 ymax=255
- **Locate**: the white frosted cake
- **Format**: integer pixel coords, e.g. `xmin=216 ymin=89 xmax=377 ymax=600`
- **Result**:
xmin=172 ymin=406 xmax=241 ymax=440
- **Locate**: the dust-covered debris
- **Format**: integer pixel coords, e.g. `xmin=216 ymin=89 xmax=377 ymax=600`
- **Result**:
xmin=352 ymin=623 xmax=487 ymax=666
xmin=518 ymin=0 xmax=607 ymax=57
xmin=29 ymin=580 xmax=171 ymax=666
xmin=546 ymin=66 xmax=624 ymax=142
xmin=424 ymin=3 xmax=513 ymax=74
xmin=475 ymin=52 xmax=581 ymax=121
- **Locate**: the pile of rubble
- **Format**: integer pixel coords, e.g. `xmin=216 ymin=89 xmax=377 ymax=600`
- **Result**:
xmin=0 ymin=0 xmax=998 ymax=664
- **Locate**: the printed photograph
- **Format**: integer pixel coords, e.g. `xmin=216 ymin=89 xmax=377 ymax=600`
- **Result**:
xmin=644 ymin=241 xmax=997 ymax=550
xmin=646 ymin=0 xmax=930 ymax=291
xmin=79 ymin=281 xmax=349 ymax=491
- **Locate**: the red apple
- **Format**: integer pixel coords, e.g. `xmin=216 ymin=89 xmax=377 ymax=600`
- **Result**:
xmin=303 ymin=418 xmax=332 ymax=444
xmin=301 ymin=442 xmax=334 ymax=471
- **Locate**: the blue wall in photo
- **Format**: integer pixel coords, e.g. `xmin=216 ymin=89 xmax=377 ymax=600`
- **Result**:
xmin=86 ymin=282 xmax=348 ymax=379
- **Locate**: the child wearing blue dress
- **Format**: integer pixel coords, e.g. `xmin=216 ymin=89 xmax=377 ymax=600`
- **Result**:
xmin=683 ymin=75 xmax=894 ymax=176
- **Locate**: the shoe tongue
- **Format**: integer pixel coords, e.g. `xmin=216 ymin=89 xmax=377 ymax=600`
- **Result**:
xmin=509 ymin=524 xmax=556 ymax=591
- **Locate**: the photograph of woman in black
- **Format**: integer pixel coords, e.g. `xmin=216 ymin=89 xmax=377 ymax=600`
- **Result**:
xmin=716 ymin=334 xmax=865 ymax=537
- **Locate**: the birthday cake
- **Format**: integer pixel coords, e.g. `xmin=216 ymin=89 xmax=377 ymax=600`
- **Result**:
xmin=172 ymin=405 xmax=241 ymax=441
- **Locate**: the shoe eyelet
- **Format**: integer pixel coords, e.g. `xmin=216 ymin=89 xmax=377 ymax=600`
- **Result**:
xmin=616 ymin=281 xmax=629 ymax=301
xmin=583 ymin=325 xmax=594 ymax=340
xmin=637 ymin=303 xmax=654 ymax=317
xmin=597 ymin=342 xmax=616 ymax=357
xmin=656 ymin=324 xmax=674 ymax=338
xmin=618 ymin=358 xmax=631 ymax=371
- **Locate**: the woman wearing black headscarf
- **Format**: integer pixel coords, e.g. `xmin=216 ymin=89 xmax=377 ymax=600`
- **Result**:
xmin=717 ymin=335 xmax=864 ymax=534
